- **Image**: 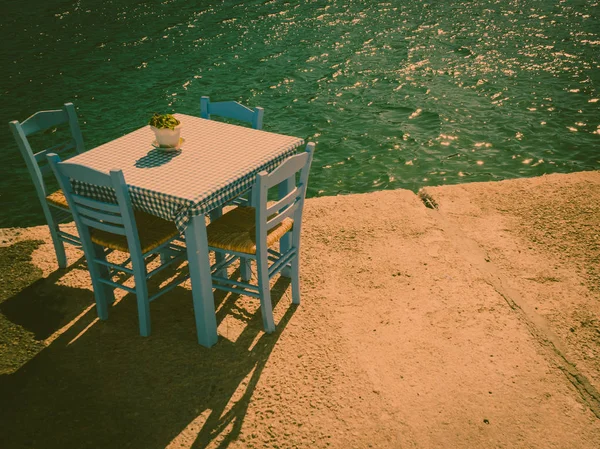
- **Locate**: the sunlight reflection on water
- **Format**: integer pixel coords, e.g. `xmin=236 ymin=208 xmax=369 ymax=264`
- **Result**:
xmin=1 ymin=0 xmax=599 ymax=226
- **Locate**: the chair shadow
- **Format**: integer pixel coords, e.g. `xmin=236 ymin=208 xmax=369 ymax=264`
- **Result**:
xmin=0 ymin=239 xmax=92 ymax=375
xmin=0 ymin=260 xmax=295 ymax=449
xmin=0 ymin=272 xmax=93 ymax=342
xmin=135 ymin=148 xmax=182 ymax=168
xmin=0 ymin=255 xmax=89 ymax=341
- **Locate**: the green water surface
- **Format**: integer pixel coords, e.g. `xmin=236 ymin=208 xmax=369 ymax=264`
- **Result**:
xmin=1 ymin=0 xmax=599 ymax=227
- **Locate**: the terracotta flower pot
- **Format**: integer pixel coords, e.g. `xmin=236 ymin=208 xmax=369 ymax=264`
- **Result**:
xmin=151 ymin=125 xmax=181 ymax=148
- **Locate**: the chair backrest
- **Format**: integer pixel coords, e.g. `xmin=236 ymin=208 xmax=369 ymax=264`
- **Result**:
xmin=8 ymin=103 xmax=85 ymax=203
xmin=252 ymin=143 xmax=315 ymax=243
xmin=47 ymin=154 xmax=144 ymax=257
xmin=200 ymin=96 xmax=264 ymax=130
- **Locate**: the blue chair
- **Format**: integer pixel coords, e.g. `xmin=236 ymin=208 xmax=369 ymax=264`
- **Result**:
xmin=200 ymin=96 xmax=265 ymax=281
xmin=205 ymin=143 xmax=315 ymax=332
xmin=47 ymin=154 xmax=189 ymax=337
xmin=8 ymin=103 xmax=84 ymax=268
xmin=200 ymin=96 xmax=264 ymax=130
xmin=200 ymin=95 xmax=264 ymax=205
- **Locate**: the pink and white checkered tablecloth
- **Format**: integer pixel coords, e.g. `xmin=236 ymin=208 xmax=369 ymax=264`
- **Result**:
xmin=68 ymin=114 xmax=304 ymax=232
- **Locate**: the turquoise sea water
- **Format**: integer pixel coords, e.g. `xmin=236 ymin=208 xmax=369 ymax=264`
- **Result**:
xmin=1 ymin=0 xmax=599 ymax=228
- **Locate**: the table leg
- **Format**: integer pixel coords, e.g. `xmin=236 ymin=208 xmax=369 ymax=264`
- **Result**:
xmin=278 ymin=176 xmax=294 ymax=278
xmin=186 ymin=214 xmax=218 ymax=347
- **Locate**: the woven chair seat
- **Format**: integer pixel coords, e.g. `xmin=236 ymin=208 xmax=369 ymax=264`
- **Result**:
xmin=207 ymin=206 xmax=293 ymax=255
xmin=91 ymin=212 xmax=179 ymax=254
xmin=46 ymin=189 xmax=69 ymax=209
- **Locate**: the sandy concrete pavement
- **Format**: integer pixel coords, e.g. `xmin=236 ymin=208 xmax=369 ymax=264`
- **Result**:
xmin=0 ymin=171 xmax=598 ymax=448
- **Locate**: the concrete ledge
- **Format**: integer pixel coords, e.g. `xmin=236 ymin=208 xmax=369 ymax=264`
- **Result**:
xmin=1 ymin=171 xmax=599 ymax=448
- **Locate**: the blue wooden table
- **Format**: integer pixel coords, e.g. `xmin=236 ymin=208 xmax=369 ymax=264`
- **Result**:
xmin=67 ymin=114 xmax=304 ymax=346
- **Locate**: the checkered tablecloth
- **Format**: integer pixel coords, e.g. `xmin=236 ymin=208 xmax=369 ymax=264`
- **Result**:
xmin=67 ymin=114 xmax=304 ymax=232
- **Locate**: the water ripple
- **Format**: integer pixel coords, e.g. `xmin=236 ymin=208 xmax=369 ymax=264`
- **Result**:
xmin=0 ymin=0 xmax=598 ymax=227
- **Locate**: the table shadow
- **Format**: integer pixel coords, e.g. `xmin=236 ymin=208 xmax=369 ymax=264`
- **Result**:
xmin=135 ymin=148 xmax=182 ymax=168
xmin=0 ymin=256 xmax=295 ymax=449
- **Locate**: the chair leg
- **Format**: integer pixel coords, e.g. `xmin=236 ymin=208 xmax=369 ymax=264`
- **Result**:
xmin=209 ymin=208 xmax=226 ymax=278
xmin=240 ymin=257 xmax=252 ymax=281
xmin=48 ymin=223 xmax=67 ymax=269
xmin=90 ymin=284 xmax=109 ymax=321
xmin=278 ymin=178 xmax=295 ymax=277
xmin=92 ymin=244 xmax=115 ymax=305
xmin=159 ymin=251 xmax=169 ymax=264
xmin=241 ymin=193 xmax=254 ymax=281
xmin=131 ymin=255 xmax=151 ymax=337
xmin=86 ymin=243 xmax=111 ymax=320
xmin=290 ymin=215 xmax=303 ymax=305
xmin=257 ymin=254 xmax=275 ymax=333
xmin=279 ymin=233 xmax=292 ymax=278
xmin=290 ymin=255 xmax=301 ymax=305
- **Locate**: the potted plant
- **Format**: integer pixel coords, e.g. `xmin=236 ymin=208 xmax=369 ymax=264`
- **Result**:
xmin=149 ymin=113 xmax=181 ymax=148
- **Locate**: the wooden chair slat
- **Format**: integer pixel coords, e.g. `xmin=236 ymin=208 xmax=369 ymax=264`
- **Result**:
xmin=265 ymin=186 xmax=300 ymax=216
xmin=75 ymin=203 xmax=125 ymax=226
xmin=79 ymin=216 xmax=127 ymax=235
xmin=266 ymin=200 xmax=300 ymax=231
xmin=34 ymin=141 xmax=75 ymax=162
xmin=20 ymin=109 xmax=69 ymax=135
xmin=58 ymin=162 xmax=115 ymax=188
xmin=264 ymin=152 xmax=309 ymax=188
xmin=71 ymin=195 xmax=121 ymax=214
xmin=200 ymin=96 xmax=264 ymax=130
